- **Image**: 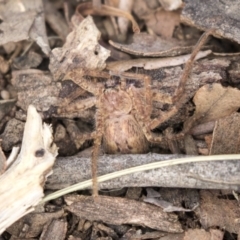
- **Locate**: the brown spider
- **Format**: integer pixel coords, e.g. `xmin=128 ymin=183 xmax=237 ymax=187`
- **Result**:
xmin=58 ymin=30 xmax=213 ymax=197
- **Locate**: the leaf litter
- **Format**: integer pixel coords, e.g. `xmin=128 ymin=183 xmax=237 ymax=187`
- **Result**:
xmin=1 ymin=0 xmax=240 ymax=239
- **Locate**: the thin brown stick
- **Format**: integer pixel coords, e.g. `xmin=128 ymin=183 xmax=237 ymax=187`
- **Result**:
xmin=77 ymin=2 xmax=140 ymax=33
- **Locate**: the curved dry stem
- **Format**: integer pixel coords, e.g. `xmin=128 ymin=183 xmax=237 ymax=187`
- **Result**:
xmin=42 ymin=154 xmax=240 ymax=202
xmin=77 ymin=2 xmax=140 ymax=33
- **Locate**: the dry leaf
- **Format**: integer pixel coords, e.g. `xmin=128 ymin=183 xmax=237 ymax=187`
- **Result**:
xmin=210 ymin=112 xmax=240 ymax=154
xmin=195 ymin=190 xmax=240 ymax=234
xmin=49 ymin=16 xmax=110 ymax=81
xmin=0 ymin=0 xmax=50 ymax=55
xmin=109 ymin=32 xmax=195 ymax=57
xmin=184 ymin=83 xmax=240 ymax=130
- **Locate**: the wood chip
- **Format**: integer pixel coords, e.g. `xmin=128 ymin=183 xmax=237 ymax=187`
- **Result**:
xmin=65 ymin=195 xmax=183 ymax=233
xmin=39 ymin=219 xmax=67 ymax=240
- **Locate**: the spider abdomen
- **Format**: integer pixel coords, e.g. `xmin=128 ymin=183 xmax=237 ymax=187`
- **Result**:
xmin=103 ymin=114 xmax=149 ymax=154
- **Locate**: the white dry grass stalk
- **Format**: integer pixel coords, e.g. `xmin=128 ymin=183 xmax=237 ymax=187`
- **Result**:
xmin=0 ymin=105 xmax=58 ymax=234
xmin=43 ymin=154 xmax=240 ymax=202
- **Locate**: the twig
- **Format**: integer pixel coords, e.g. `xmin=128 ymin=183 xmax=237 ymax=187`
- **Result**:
xmin=43 ymin=153 xmax=240 ymax=202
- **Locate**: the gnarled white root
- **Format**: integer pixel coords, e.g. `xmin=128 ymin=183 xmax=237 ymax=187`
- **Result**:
xmin=0 ymin=105 xmax=58 ymax=234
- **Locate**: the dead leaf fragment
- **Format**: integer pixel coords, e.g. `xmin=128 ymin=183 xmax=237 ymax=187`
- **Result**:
xmin=65 ymin=195 xmax=183 ymax=233
xmin=195 ymin=190 xmax=240 ymax=234
xmin=184 ymin=83 xmax=240 ymax=131
xmin=109 ymin=32 xmax=195 ymax=57
xmin=49 ymin=16 xmax=110 ymax=81
xmin=210 ymin=112 xmax=240 ymax=154
xmin=0 ymin=0 xmax=50 ymax=55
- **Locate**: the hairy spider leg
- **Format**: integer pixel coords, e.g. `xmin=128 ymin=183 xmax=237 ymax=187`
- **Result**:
xmin=173 ymin=29 xmax=215 ymax=102
xmin=67 ymin=69 xmax=111 ymax=198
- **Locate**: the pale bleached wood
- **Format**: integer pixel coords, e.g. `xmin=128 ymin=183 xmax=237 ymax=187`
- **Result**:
xmin=0 ymin=105 xmax=58 ymax=234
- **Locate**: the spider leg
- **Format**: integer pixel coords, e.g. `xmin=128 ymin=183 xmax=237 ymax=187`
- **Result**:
xmin=149 ymin=30 xmax=214 ymax=130
xmin=91 ymin=94 xmax=105 ymax=198
xmin=57 ymin=96 xmax=96 ymax=115
xmin=173 ymin=29 xmax=214 ymax=102
xmin=128 ymin=86 xmax=162 ymax=140
xmin=64 ymin=68 xmax=109 ymax=198
xmin=67 ymin=68 xmax=108 ymax=95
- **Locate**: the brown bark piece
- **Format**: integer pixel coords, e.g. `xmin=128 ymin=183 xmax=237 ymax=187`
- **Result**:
xmin=0 ymin=118 xmax=24 ymax=151
xmin=11 ymin=69 xmax=94 ymax=120
xmin=7 ymin=210 xmax=64 ymax=238
xmin=0 ymin=99 xmax=16 ymax=121
xmin=184 ymin=228 xmax=224 ymax=240
xmin=39 ymin=219 xmax=67 ymax=240
xmin=196 ymin=190 xmax=240 ymax=234
xmin=181 ymin=0 xmax=240 ymax=44
xmin=210 ymin=112 xmax=240 ymax=154
xmin=109 ymin=33 xmax=194 ymax=57
xmin=11 ymin=70 xmax=61 ymax=113
xmin=65 ymin=195 xmax=183 ymax=233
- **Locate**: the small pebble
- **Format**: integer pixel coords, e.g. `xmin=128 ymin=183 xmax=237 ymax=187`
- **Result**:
xmin=1 ymin=90 xmax=10 ymax=100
